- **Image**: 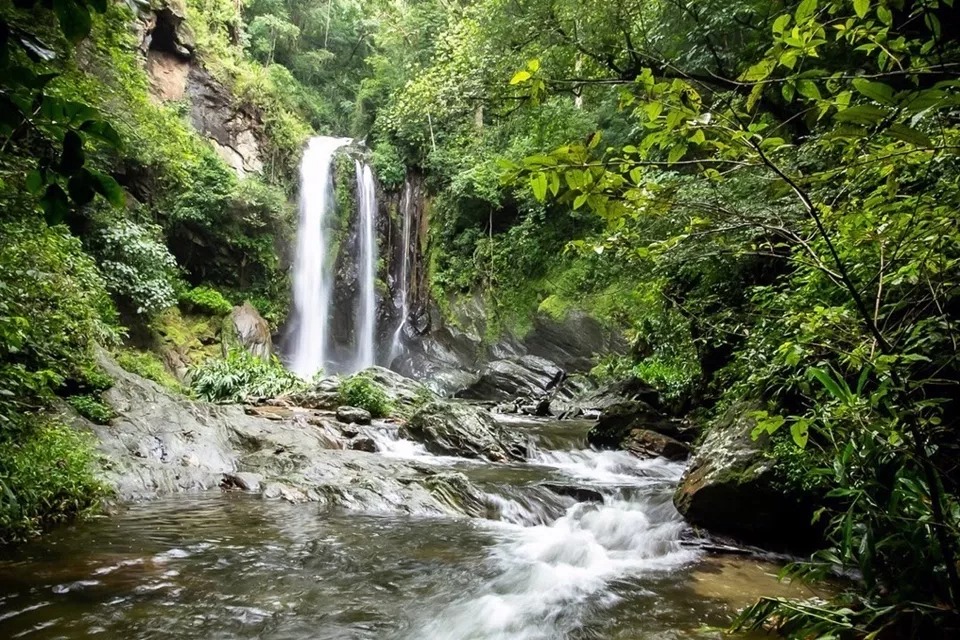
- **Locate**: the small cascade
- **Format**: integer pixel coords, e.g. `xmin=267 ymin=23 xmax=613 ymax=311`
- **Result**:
xmin=388 ymin=179 xmax=414 ymax=361
xmin=288 ymin=136 xmax=351 ymax=378
xmin=354 ymin=160 xmax=378 ymax=370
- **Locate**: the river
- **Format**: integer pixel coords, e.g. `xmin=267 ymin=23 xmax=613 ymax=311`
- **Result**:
xmin=0 ymin=415 xmax=815 ymax=639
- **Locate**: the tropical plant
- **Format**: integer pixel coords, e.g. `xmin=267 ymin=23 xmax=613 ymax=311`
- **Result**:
xmin=189 ymin=349 xmax=305 ymax=403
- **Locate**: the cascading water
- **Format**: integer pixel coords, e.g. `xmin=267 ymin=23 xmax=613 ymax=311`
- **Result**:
xmin=354 ymin=160 xmax=378 ymax=370
xmin=388 ymin=179 xmax=414 ymax=362
xmin=288 ymin=136 xmax=351 ymax=378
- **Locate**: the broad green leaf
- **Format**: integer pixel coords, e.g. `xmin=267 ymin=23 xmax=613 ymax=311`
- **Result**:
xmin=888 ymin=123 xmax=932 ymax=147
xmin=573 ymin=193 xmax=587 ymax=210
xmin=25 ymin=169 xmax=44 ymax=194
xmin=529 ymin=172 xmax=547 ymax=201
xmin=791 ymin=420 xmax=810 ymax=448
xmin=53 ymin=0 xmax=93 ymax=43
xmin=796 ymin=79 xmax=821 ymax=100
xmin=877 ymin=5 xmax=892 ymax=25
xmin=853 ymin=0 xmax=869 ymax=18
xmin=510 ymin=70 xmax=531 ymax=85
xmin=834 ymin=104 xmax=887 ymax=125
xmin=795 ymin=0 xmax=817 ymax=22
xmin=527 ymin=59 xmax=540 ymax=72
xmin=852 ymin=78 xmax=894 ymax=105
xmin=59 ymin=130 xmax=85 ymax=175
xmin=772 ymin=14 xmax=791 ymax=35
xmin=89 ymin=170 xmax=125 ymax=207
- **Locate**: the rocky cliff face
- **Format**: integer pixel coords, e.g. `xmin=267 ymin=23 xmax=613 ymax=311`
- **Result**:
xmin=137 ymin=1 xmax=265 ymax=178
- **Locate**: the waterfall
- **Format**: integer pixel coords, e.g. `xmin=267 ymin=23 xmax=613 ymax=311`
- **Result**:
xmin=388 ymin=179 xmax=414 ymax=362
xmin=354 ymin=160 xmax=378 ymax=370
xmin=288 ymin=136 xmax=351 ymax=378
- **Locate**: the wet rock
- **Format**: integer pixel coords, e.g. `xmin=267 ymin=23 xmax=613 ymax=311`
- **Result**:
xmin=348 ymin=436 xmax=378 ymax=453
xmin=455 ymin=356 xmax=567 ymax=402
xmin=221 ymin=472 xmax=263 ymax=492
xmin=588 ymin=400 xmax=693 ymax=449
xmin=522 ymin=310 xmax=627 ymax=372
xmin=75 ymin=352 xmax=495 ymax=519
xmin=222 ymin=302 xmax=272 ymax=362
xmin=400 ymin=401 xmax=527 ymax=462
xmin=673 ymin=403 xmax=818 ymax=547
xmin=623 ymin=429 xmax=690 ymax=461
xmin=336 ymin=406 xmax=372 ymax=425
xmin=540 ymin=483 xmax=604 ymax=503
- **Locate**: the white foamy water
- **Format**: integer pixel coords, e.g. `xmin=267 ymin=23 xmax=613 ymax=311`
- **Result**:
xmin=354 ymin=160 xmax=378 ymax=370
xmin=288 ymin=136 xmax=351 ymax=377
xmin=535 ymin=448 xmax=683 ymax=486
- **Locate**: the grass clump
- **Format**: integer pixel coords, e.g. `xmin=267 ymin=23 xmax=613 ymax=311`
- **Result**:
xmin=0 ymin=419 xmax=107 ymax=544
xmin=189 ymin=349 xmax=304 ymax=403
xmin=114 ymin=348 xmax=182 ymax=392
xmin=65 ymin=394 xmax=115 ymax=424
xmin=339 ymin=373 xmax=392 ymax=418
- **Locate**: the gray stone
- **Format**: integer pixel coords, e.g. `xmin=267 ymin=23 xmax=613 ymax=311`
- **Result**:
xmin=336 ymin=406 xmax=372 ymax=425
xmin=348 ymin=437 xmax=378 ymax=453
xmin=221 ymin=472 xmax=263 ymax=492
xmin=674 ymin=403 xmax=818 ymax=547
xmin=400 ymin=401 xmax=527 ymax=462
xmin=623 ymin=429 xmax=690 ymax=461
xmin=74 ymin=352 xmax=493 ymax=519
xmin=222 ymin=302 xmax=272 ymax=361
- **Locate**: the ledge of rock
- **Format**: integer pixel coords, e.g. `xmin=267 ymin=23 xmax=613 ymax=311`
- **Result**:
xmin=400 ymin=401 xmax=527 ymax=462
xmin=72 ymin=353 xmax=491 ymax=519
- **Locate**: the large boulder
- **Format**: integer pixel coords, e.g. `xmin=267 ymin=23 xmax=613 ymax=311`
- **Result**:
xmin=521 ymin=309 xmax=626 ymax=372
xmin=400 ymin=401 xmax=527 ymax=462
xmin=454 ymin=355 xmax=570 ymax=402
xmin=222 ymin=302 xmax=272 ymax=361
xmin=623 ymin=429 xmax=689 ymax=461
xmin=673 ymin=404 xmax=818 ymax=548
xmin=588 ymin=399 xmax=695 ymax=449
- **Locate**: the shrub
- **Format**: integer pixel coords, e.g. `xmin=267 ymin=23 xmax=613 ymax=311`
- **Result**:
xmin=0 ymin=418 xmax=107 ymax=544
xmin=179 ymin=286 xmax=234 ymax=316
xmin=66 ymin=394 xmax=116 ymax=425
xmin=339 ymin=373 xmax=392 ymax=418
xmin=189 ymin=349 xmax=304 ymax=403
xmin=88 ymin=219 xmax=179 ymax=316
xmin=114 ymin=349 xmax=182 ymax=392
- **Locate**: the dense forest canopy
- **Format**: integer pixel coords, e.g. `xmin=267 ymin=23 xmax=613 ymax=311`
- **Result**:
xmin=1 ymin=0 xmax=959 ymax=637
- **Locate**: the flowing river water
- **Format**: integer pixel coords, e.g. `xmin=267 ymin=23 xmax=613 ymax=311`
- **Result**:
xmin=0 ymin=415 xmax=817 ymax=639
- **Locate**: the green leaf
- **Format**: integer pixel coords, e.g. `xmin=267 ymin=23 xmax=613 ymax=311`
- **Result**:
xmin=876 ymin=5 xmax=892 ymax=25
xmin=790 ymin=419 xmax=810 ymax=448
xmin=795 ymin=0 xmax=817 ymax=23
xmin=41 ymin=184 xmax=70 ymax=224
xmin=25 ymin=169 xmax=44 ymax=194
xmin=510 ymin=70 xmax=531 ymax=85
xmin=67 ymin=170 xmax=96 ymax=206
xmin=834 ymin=104 xmax=887 ymax=125
xmin=573 ymin=193 xmax=588 ymax=210
xmin=548 ymin=171 xmax=560 ymax=197
xmin=53 ymin=0 xmax=93 ymax=43
xmin=808 ymin=367 xmax=847 ymax=402
xmin=852 ymin=78 xmax=894 ymax=105
xmin=59 ymin=130 xmax=85 ymax=175
xmin=529 ymin=172 xmax=547 ymax=201
xmin=796 ymin=79 xmax=821 ymax=100
xmin=88 ymin=170 xmax=125 ymax=207
xmin=526 ymin=59 xmax=540 ymax=72
xmin=853 ymin=0 xmax=869 ymax=19
xmin=772 ymin=14 xmax=791 ymax=35
xmin=888 ymin=123 xmax=932 ymax=147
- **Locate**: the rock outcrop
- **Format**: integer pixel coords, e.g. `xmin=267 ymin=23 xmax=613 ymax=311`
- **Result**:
xmin=222 ymin=302 xmax=272 ymax=361
xmin=400 ymin=401 xmax=528 ymax=462
xmin=673 ymin=404 xmax=818 ymax=547
xmin=75 ymin=354 xmax=489 ymax=518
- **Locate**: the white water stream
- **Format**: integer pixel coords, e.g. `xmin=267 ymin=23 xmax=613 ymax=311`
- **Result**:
xmin=388 ymin=179 xmax=414 ymax=362
xmin=289 ymin=136 xmax=351 ymax=377
xmin=354 ymin=160 xmax=379 ymax=370
xmin=289 ymin=137 xmax=379 ymax=375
